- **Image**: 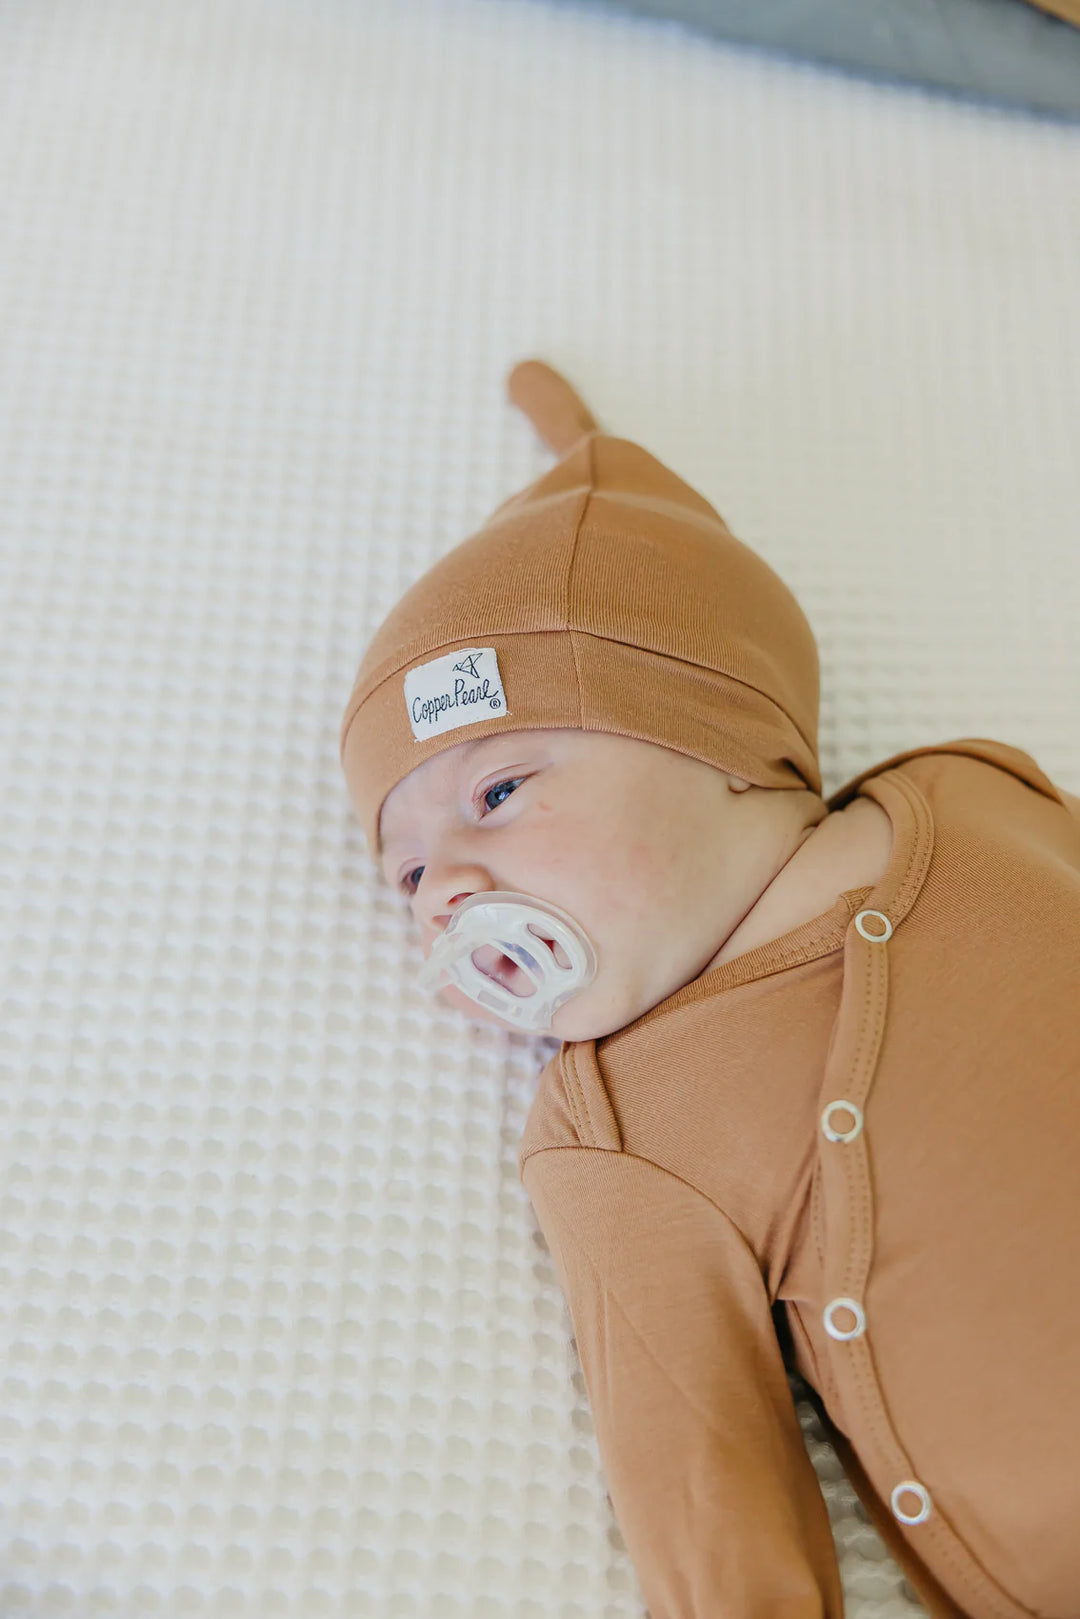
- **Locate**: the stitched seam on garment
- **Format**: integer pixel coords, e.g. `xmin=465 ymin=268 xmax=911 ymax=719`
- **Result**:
xmin=572 ymin=1046 xmax=603 ymax=1149
xmin=701 ymin=934 xmax=848 ymax=1002
xmin=877 ymin=771 xmax=934 ymax=917
xmin=343 ymin=624 xmax=584 ymax=721
xmin=801 ymin=774 xmax=929 ymax=1281
xmin=814 ymin=931 xmax=879 ymax=1408
xmin=811 ymin=1158 xmax=827 ymax=1275
xmin=563 ymin=440 xmax=593 ymax=723
xmin=521 ymin=1143 xmax=760 ymax=1258
xmin=551 ymin=627 xmax=822 ymax=755
xmin=739 ymin=936 xmax=845 ymax=977
xmin=840 ymin=927 xmax=892 ymax=1473
xmin=620 ymin=1150 xmax=757 ymax=1246
xmin=561 ymin=1046 xmax=590 ymax=1145
xmin=346 ymin=618 xmax=803 ymax=728
xmin=816 ymin=768 xmax=927 ymax=1280
xmin=520 ymin=1141 xmax=614 ymax=1170
xmin=827 ymin=740 xmax=1042 ymax=813
xmin=844 ymin=936 xmax=882 ymax=1301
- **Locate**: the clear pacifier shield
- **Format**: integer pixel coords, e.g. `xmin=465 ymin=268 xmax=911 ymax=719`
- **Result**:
xmin=417 ymin=891 xmax=598 ymax=1034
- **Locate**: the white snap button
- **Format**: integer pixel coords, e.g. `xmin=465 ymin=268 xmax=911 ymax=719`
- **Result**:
xmin=891 ymin=1480 xmax=932 ymax=1525
xmin=823 ymin=1297 xmax=866 ymax=1340
xmin=854 ymin=909 xmax=892 ymax=942
xmin=821 ymin=1100 xmax=864 ymax=1143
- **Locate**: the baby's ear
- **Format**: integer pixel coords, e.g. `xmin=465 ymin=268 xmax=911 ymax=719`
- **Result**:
xmin=727 ymin=775 xmax=753 ymax=793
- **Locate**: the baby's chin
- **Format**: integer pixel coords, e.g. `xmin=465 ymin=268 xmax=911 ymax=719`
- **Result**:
xmin=432 ymin=981 xmax=615 ymax=1042
xmin=427 ymin=977 xmax=586 ymax=1042
xmin=435 ymin=982 xmax=532 ymax=1036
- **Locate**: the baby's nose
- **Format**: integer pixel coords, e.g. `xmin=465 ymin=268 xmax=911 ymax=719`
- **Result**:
xmin=432 ymin=892 xmax=474 ymax=931
xmin=420 ymin=865 xmax=496 ymax=935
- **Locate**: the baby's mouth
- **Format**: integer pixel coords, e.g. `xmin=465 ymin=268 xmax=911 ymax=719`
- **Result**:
xmin=470 ymin=944 xmax=535 ymax=997
xmin=468 ymin=929 xmax=571 ymax=997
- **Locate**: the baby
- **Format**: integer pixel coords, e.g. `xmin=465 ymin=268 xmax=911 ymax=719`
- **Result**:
xmin=340 ymin=360 xmax=1080 ymax=1617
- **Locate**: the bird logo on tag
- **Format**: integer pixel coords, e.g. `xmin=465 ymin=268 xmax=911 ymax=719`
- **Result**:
xmin=403 ymin=647 xmax=510 ymax=741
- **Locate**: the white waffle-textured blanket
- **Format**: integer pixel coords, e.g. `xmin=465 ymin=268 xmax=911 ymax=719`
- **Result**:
xmin=2 ymin=1 xmax=1079 ymax=1613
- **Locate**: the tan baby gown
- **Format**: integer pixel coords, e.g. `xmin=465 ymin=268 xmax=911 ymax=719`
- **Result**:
xmin=338 ymin=357 xmax=1080 ymax=1616
xmin=520 ymin=737 xmax=1080 ymax=1618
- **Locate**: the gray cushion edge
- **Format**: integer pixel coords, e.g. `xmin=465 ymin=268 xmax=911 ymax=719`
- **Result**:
xmin=558 ymin=0 xmax=1080 ymax=122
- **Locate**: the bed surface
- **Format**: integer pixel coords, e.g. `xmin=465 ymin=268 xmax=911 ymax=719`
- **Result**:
xmin=2 ymin=1 xmax=1079 ymax=1613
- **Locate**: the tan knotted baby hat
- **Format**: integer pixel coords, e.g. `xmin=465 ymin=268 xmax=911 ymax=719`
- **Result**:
xmin=341 ymin=360 xmax=822 ymax=854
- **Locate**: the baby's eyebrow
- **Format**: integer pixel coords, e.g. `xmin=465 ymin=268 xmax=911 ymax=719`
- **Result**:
xmin=378 ymin=821 xmax=416 ymax=861
xmin=378 ymin=735 xmax=523 ymax=855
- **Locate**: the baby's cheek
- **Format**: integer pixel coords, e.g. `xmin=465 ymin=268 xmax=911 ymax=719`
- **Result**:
xmin=626 ymin=833 xmax=690 ymax=909
xmin=533 ymin=820 xmax=627 ymax=907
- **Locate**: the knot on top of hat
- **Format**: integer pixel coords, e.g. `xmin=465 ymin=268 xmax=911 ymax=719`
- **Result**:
xmin=507 ymin=359 xmax=599 ymax=455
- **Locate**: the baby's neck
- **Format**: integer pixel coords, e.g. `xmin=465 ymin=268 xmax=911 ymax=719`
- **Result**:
xmin=705 ymin=797 xmax=892 ymax=971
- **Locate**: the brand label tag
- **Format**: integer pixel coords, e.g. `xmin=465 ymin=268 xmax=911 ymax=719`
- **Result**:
xmin=404 ymin=647 xmax=509 ymax=741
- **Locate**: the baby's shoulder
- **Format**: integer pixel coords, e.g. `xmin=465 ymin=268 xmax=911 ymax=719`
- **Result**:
xmin=831 ymin=737 xmax=1070 ymax=811
xmin=518 ymin=1041 xmax=621 ymax=1176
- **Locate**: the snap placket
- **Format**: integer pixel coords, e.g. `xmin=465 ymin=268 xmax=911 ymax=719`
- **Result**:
xmin=891 ymin=1481 xmax=933 ymax=1525
xmin=841 ymin=902 xmax=932 ymax=1534
xmin=820 ymin=914 xmax=892 ymax=1348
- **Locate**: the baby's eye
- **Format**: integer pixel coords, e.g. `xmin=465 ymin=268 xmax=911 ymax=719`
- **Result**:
xmin=481 ymin=777 xmax=524 ymax=814
xmin=400 ymin=865 xmax=425 ymax=895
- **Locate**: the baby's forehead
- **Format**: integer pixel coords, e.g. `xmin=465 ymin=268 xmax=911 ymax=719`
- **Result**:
xmin=436 ymin=726 xmax=635 ymax=784
xmin=409 ymin=727 xmax=581 ymax=789
xmin=421 ymin=728 xmax=548 ymax=788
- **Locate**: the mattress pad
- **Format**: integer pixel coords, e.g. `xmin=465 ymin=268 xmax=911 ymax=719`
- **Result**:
xmin=1 ymin=0 xmax=1078 ymax=1612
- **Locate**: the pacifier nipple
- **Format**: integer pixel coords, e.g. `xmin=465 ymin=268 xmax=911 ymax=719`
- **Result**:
xmin=417 ymin=891 xmax=598 ymax=1035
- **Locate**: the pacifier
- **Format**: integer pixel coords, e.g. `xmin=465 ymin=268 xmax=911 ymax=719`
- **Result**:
xmin=417 ymin=891 xmax=598 ymax=1035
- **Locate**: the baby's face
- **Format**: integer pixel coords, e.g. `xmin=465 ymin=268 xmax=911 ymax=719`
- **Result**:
xmin=377 ymin=727 xmax=760 ymax=1041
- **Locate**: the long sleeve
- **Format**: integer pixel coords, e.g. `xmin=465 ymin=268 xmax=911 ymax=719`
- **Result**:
xmin=522 ymin=1145 xmax=845 ymax=1618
